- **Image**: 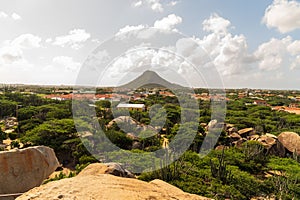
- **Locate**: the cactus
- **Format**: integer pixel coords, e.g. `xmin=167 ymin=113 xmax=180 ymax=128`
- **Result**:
xmin=210 ymin=148 xmax=233 ymax=184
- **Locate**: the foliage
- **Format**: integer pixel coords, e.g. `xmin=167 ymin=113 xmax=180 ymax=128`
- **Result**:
xmin=210 ymin=149 xmax=233 ymax=184
xmin=43 ymin=171 xmax=75 ymax=184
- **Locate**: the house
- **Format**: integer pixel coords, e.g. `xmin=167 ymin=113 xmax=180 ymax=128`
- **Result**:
xmin=289 ymin=103 xmax=299 ymax=108
xmin=116 ymin=103 xmax=145 ymax=111
xmin=253 ymin=100 xmax=268 ymax=106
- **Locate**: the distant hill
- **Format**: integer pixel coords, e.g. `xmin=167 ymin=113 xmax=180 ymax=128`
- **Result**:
xmin=119 ymin=70 xmax=184 ymax=89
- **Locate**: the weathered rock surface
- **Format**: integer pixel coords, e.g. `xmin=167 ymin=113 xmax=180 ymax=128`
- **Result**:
xmin=238 ymin=128 xmax=254 ymax=137
xmin=278 ymin=132 xmax=300 ymax=155
xmin=107 ymin=116 xmax=157 ymax=137
xmin=17 ymin=163 xmax=212 ymax=200
xmin=79 ymin=163 xmax=135 ymax=178
xmin=0 ymin=146 xmax=59 ymax=194
xmin=257 ymin=135 xmax=277 ymax=149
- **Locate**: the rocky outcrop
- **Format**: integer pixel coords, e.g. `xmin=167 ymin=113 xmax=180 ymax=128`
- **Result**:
xmin=107 ymin=116 xmax=156 ymax=133
xmin=0 ymin=146 xmax=59 ymax=195
xmin=210 ymin=120 xmax=290 ymax=157
xmin=17 ymin=163 xmax=212 ymax=200
xmin=79 ymin=163 xmax=135 ymax=178
xmin=278 ymin=132 xmax=300 ymax=155
xmin=107 ymin=116 xmax=158 ymax=149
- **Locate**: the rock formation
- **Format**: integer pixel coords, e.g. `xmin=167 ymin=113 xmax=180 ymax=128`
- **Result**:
xmin=79 ymin=163 xmax=135 ymax=178
xmin=0 ymin=146 xmax=59 ymax=195
xmin=278 ymin=132 xmax=300 ymax=155
xmin=17 ymin=163 xmax=212 ymax=200
xmin=209 ymin=120 xmax=297 ymax=157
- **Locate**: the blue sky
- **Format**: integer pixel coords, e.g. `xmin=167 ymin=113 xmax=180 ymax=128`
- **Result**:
xmin=0 ymin=0 xmax=300 ymax=89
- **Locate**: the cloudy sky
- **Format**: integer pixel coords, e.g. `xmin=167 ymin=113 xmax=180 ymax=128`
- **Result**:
xmin=0 ymin=0 xmax=300 ymax=89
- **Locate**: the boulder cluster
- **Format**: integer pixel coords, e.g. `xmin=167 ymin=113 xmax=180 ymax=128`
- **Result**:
xmin=206 ymin=120 xmax=300 ymax=157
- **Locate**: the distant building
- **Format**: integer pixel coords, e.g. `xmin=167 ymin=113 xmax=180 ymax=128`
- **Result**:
xmin=116 ymin=103 xmax=145 ymax=111
xmin=253 ymin=100 xmax=268 ymax=106
xmin=238 ymin=93 xmax=247 ymax=98
xmin=289 ymin=103 xmax=299 ymax=108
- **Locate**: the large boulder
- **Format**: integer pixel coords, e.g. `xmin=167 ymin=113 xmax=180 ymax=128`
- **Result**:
xmin=278 ymin=132 xmax=300 ymax=155
xmin=17 ymin=163 xmax=211 ymax=200
xmin=0 ymin=146 xmax=59 ymax=194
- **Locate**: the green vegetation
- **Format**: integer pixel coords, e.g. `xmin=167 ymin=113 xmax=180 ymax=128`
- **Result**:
xmin=0 ymin=86 xmax=300 ymax=199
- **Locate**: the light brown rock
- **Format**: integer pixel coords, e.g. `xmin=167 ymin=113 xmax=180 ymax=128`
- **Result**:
xmin=17 ymin=164 xmax=212 ymax=200
xmin=238 ymin=128 xmax=254 ymax=137
xmin=258 ymin=135 xmax=277 ymax=149
xmin=278 ymin=132 xmax=300 ymax=155
xmin=228 ymin=132 xmax=242 ymax=141
xmin=227 ymin=127 xmax=238 ymax=134
xmin=78 ymin=163 xmax=135 ymax=178
xmin=0 ymin=146 xmax=59 ymax=194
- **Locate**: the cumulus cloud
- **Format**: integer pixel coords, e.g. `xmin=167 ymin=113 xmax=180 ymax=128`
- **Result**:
xmin=0 ymin=34 xmax=41 ymax=65
xmin=11 ymin=34 xmax=41 ymax=49
xmin=110 ymin=13 xmax=300 ymax=87
xmin=263 ymin=0 xmax=300 ymax=33
xmin=203 ymin=13 xmax=231 ymax=35
xmin=191 ymin=14 xmax=300 ymax=74
xmin=168 ymin=1 xmax=179 ymax=6
xmin=115 ymin=14 xmax=182 ymax=41
xmin=154 ymin=14 xmax=182 ymax=31
xmin=11 ymin=13 xmax=22 ymax=20
xmin=254 ymin=37 xmax=292 ymax=71
xmin=287 ymin=40 xmax=300 ymax=55
xmin=0 ymin=11 xmax=22 ymax=20
xmin=0 ymin=46 xmax=23 ymax=64
xmin=113 ymin=14 xmax=254 ymax=77
xmin=116 ymin=14 xmax=182 ymax=38
xmin=291 ymin=55 xmax=300 ymax=70
xmin=52 ymin=29 xmax=91 ymax=49
xmin=131 ymin=0 xmax=178 ymax=12
xmin=53 ymin=56 xmax=81 ymax=71
xmin=0 ymin=11 xmax=8 ymax=19
xmin=116 ymin=25 xmax=147 ymax=36
xmin=194 ymin=14 xmax=256 ymax=75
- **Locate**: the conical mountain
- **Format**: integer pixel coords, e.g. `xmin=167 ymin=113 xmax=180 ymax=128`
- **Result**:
xmin=120 ymin=70 xmax=183 ymax=89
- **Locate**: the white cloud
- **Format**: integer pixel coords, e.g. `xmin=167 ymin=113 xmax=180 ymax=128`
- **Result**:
xmin=132 ymin=0 xmax=179 ymax=12
xmin=11 ymin=34 xmax=41 ymax=49
xmin=0 ymin=34 xmax=41 ymax=65
xmin=53 ymin=56 xmax=81 ymax=71
xmin=0 ymin=46 xmax=23 ymax=64
xmin=192 ymin=14 xmax=256 ymax=76
xmin=168 ymin=1 xmax=179 ymax=6
xmin=111 ymin=13 xmax=300 ymax=87
xmin=0 ymin=11 xmax=8 ymax=19
xmin=45 ymin=38 xmax=52 ymax=43
xmin=154 ymin=14 xmax=182 ymax=31
xmin=287 ymin=40 xmax=300 ymax=55
xmin=115 ymin=14 xmax=182 ymax=40
xmin=151 ymin=2 xmax=163 ymax=12
xmin=291 ymin=55 xmax=300 ymax=70
xmin=11 ymin=13 xmax=22 ymax=20
xmin=133 ymin=1 xmax=142 ymax=7
xmin=263 ymin=0 xmax=300 ymax=33
xmin=0 ymin=12 xmax=22 ymax=20
xmin=203 ymin=13 xmax=231 ymax=35
xmin=116 ymin=24 xmax=147 ymax=36
xmin=52 ymin=29 xmax=91 ymax=49
xmin=254 ymin=37 xmax=291 ymax=71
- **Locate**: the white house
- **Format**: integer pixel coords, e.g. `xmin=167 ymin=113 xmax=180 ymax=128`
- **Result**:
xmin=116 ymin=103 xmax=145 ymax=111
